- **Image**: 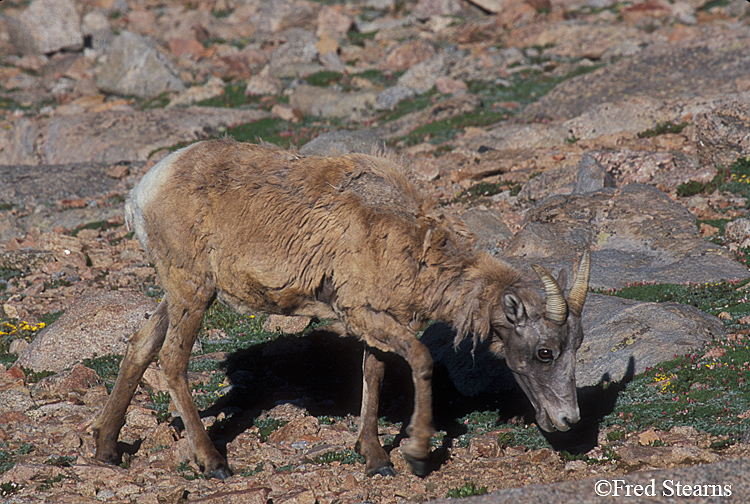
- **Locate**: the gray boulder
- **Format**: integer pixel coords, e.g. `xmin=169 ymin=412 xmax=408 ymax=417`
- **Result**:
xmin=299 ymin=130 xmax=385 ymax=156
xmin=375 ymin=86 xmax=416 ymax=111
xmin=398 ymin=53 xmax=448 ymax=94
xmin=573 ymin=154 xmax=616 ymax=195
xmin=576 ymin=294 xmax=723 ymax=386
xmin=289 ymin=85 xmax=378 ymax=119
xmin=267 ymin=28 xmax=321 ymax=79
xmin=506 ymin=183 xmax=750 ymax=290
xmin=461 ymin=208 xmax=514 ymax=252
xmin=256 ymin=0 xmax=319 ymax=33
xmin=15 ymin=291 xmax=157 ymax=373
xmin=95 ymin=31 xmax=185 ymax=99
xmin=6 ymin=0 xmax=83 ymax=55
xmin=725 ymin=218 xmax=750 ymax=248
xmin=35 ymin=107 xmax=269 ymax=165
xmin=516 ymin=163 xmax=578 ymax=205
xmin=523 ymin=33 xmax=750 ymax=122
xmin=0 ymin=161 xmax=143 ymax=241
xmin=695 ymin=100 xmax=750 ymax=170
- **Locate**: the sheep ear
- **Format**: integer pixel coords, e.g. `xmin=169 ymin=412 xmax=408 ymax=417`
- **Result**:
xmin=503 ymin=292 xmax=526 ymax=326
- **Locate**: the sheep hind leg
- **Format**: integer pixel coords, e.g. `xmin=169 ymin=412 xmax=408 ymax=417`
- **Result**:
xmin=159 ymin=294 xmax=231 ymax=480
xmin=355 ymin=347 xmax=396 ymax=477
xmin=93 ymin=296 xmax=170 ymax=464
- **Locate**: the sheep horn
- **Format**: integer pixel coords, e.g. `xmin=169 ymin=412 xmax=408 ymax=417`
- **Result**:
xmin=532 ymin=264 xmax=568 ymax=325
xmin=567 ymin=249 xmax=591 ymax=317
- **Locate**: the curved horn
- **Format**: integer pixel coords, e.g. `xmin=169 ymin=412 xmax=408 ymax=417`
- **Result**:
xmin=567 ymin=249 xmax=591 ymax=317
xmin=532 ymin=264 xmax=568 ymax=325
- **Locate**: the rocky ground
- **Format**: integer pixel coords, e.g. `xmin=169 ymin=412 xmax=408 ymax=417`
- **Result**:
xmin=1 ymin=0 xmax=750 ymax=502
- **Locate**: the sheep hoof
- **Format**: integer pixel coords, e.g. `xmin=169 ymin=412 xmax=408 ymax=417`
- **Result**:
xmin=402 ymin=453 xmax=432 ymax=478
xmin=367 ymin=463 xmax=397 ymax=477
xmin=207 ymin=466 xmax=233 ymax=480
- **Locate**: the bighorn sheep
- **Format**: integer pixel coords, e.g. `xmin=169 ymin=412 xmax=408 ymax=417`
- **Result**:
xmin=92 ymin=138 xmax=590 ymax=478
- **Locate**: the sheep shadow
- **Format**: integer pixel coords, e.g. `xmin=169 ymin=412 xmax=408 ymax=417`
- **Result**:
xmin=194 ymin=324 xmax=633 ymax=470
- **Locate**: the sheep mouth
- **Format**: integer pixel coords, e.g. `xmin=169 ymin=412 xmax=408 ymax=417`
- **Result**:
xmin=534 ymin=405 xmax=580 ymax=433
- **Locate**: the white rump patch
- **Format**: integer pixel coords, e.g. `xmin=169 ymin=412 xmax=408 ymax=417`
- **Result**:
xmin=125 ymin=142 xmax=202 ymax=251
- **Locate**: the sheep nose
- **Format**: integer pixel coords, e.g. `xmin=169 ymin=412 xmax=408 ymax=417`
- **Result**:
xmin=563 ymin=416 xmax=577 ymax=429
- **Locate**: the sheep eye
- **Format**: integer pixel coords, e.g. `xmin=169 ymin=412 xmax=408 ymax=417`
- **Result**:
xmin=537 ymin=348 xmax=553 ymax=362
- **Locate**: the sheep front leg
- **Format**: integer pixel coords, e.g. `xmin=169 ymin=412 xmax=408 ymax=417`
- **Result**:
xmin=355 ymin=347 xmax=396 ymax=477
xmin=398 ymin=338 xmax=435 ymax=477
xmin=93 ymin=297 xmax=170 ymax=464
xmin=355 ymin=309 xmax=435 ymax=476
xmin=159 ymin=297 xmax=232 ymax=480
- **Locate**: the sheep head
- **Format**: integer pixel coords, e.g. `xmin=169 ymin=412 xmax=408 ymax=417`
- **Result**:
xmin=492 ymin=250 xmax=590 ymax=432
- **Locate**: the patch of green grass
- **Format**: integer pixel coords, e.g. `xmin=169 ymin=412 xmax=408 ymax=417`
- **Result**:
xmin=347 ymin=30 xmax=377 ymax=47
xmin=637 ymin=121 xmax=689 ymax=139
xmin=36 ymin=474 xmax=72 ymax=492
xmin=142 ymin=283 xmax=164 ymax=300
xmin=43 ymin=278 xmax=72 ymax=290
xmin=211 ymin=8 xmax=232 ymax=18
xmin=596 ymin=278 xmax=750 ymax=322
xmin=197 ymin=302 xmax=276 ymax=354
xmin=560 ymin=450 xmax=589 ymax=463
xmin=224 ymin=117 xmax=325 ymax=149
xmin=0 ymin=443 xmax=34 ymax=476
xmin=400 ymin=115 xmax=468 ymax=146
xmin=379 ymin=87 xmax=441 ymax=123
xmin=0 ymin=97 xmax=22 ymax=110
xmin=392 ymin=63 xmax=606 ymax=148
xmin=676 ymin=157 xmax=750 ymax=199
xmin=38 ymin=311 xmax=62 ymax=327
xmin=44 ymin=455 xmax=76 ymax=467
xmin=601 ymin=341 xmax=750 ymax=440
xmin=196 ymin=81 xmax=259 ymax=109
xmin=140 ymin=91 xmax=171 ymax=110
xmin=676 ymin=180 xmax=705 ymax=198
xmin=147 ymin=391 xmax=172 ymax=423
xmin=353 ymin=68 xmax=399 ymax=88
xmin=177 ymin=460 xmax=211 ymax=480
xmin=698 ymin=0 xmax=730 ymax=11
xmin=470 ymin=61 xmax=605 ymax=113
xmin=305 ymin=70 xmax=344 ymax=87
xmin=0 ymin=481 xmax=23 ymax=497
xmin=82 ymin=354 xmax=122 ymax=392
xmin=70 ymin=219 xmax=123 ymax=237
xmin=593 ymin=281 xmax=750 ymax=440
xmin=190 ymin=370 xmax=229 ymax=411
xmin=455 ymin=180 xmax=521 ymax=203
xmin=0 ymin=266 xmax=24 ymax=285
xmin=254 ymin=417 xmax=288 ymax=442
xmin=238 ymin=461 xmax=265 ymax=477
xmin=677 ymin=157 xmax=750 ymax=198
xmin=189 ymin=357 xmax=222 ymax=373
xmin=719 ymin=157 xmax=750 ymax=198
xmin=305 ymin=69 xmax=399 ymax=91
xmin=307 ymin=450 xmax=365 ymax=465
xmin=19 ymin=367 xmax=55 ymax=383
xmin=446 ymin=482 xmax=488 ymax=498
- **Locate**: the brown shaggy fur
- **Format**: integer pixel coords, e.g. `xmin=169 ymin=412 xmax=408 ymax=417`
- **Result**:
xmin=141 ymin=139 xmax=530 ymax=347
